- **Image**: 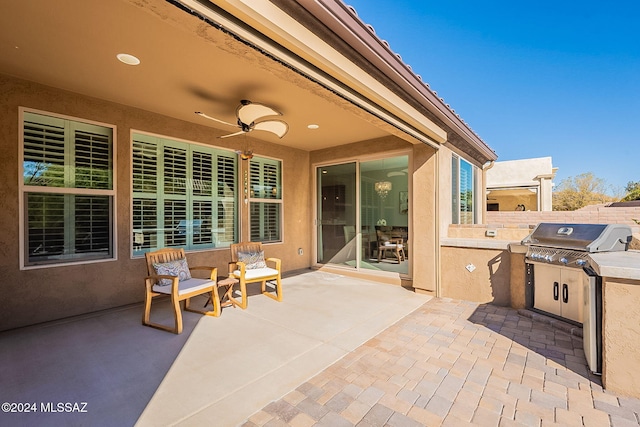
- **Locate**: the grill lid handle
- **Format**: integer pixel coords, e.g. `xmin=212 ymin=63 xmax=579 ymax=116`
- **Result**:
xmin=557 ymin=227 xmax=574 ymax=236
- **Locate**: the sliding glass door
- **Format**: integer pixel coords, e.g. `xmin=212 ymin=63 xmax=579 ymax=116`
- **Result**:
xmin=360 ymin=157 xmax=408 ymax=274
xmin=316 ymin=163 xmax=357 ymax=266
xmin=316 ymin=155 xmax=409 ymax=275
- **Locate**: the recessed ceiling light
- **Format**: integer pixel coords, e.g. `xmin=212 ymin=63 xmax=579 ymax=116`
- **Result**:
xmin=307 ymin=124 xmax=319 ymax=129
xmin=116 ymin=53 xmax=140 ymax=66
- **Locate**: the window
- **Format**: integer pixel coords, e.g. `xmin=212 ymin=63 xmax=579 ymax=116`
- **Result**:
xmin=452 ymin=154 xmax=476 ymax=224
xmin=132 ymin=133 xmax=238 ymax=255
xmin=21 ymin=110 xmax=115 ymax=267
xmin=249 ymin=156 xmax=282 ymax=243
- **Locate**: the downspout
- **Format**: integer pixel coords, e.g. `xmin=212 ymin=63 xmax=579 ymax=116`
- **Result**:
xmin=481 ymin=160 xmax=495 ymax=224
xmin=435 ymin=149 xmax=441 ymax=298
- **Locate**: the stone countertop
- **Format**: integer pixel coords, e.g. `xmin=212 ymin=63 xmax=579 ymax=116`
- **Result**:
xmin=589 ymin=250 xmax=640 ymax=281
xmin=443 ymin=240 xmax=640 ymax=281
xmin=440 ymin=238 xmax=512 ymax=250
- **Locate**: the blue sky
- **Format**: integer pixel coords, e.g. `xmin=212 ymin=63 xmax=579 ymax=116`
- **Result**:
xmin=345 ymin=0 xmax=640 ymax=195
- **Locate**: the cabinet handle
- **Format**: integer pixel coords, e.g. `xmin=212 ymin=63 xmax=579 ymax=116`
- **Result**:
xmin=562 ymin=283 xmax=568 ymax=303
xmin=553 ymin=282 xmax=559 ymax=301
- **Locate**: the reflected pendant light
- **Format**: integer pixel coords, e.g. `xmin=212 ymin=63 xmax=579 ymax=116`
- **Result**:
xmin=375 ymin=181 xmax=392 ymax=199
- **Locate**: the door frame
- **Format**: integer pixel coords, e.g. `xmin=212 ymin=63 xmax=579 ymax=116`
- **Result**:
xmin=312 ymin=149 xmax=412 ymax=277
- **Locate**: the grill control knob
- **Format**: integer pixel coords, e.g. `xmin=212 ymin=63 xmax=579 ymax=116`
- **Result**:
xmin=560 ymin=257 xmax=568 ymax=265
xmin=576 ymin=259 xmax=587 ymax=267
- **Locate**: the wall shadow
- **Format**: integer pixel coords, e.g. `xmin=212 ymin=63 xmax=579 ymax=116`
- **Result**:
xmin=467 ymin=303 xmax=601 ymax=384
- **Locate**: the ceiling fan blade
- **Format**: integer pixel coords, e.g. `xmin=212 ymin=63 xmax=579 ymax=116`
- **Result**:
xmin=237 ymin=102 xmax=281 ymax=125
xmin=218 ymin=130 xmax=246 ymax=139
xmin=195 ymin=111 xmax=238 ymax=128
xmin=253 ymin=120 xmax=289 ymax=138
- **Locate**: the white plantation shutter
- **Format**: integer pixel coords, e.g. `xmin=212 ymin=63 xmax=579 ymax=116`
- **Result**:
xmin=131 ymin=133 xmax=238 ymax=254
xmin=26 ymin=193 xmax=65 ymax=257
xmin=249 ymin=156 xmax=282 ymax=243
xmin=23 ymin=114 xmax=66 ymax=187
xmin=192 ymin=150 xmax=213 ymax=196
xmin=21 ymin=111 xmax=114 ymax=266
xmin=163 ymin=145 xmax=188 ymax=195
xmin=191 ymin=149 xmax=214 ymax=246
xmin=250 ymin=202 xmax=280 ymax=243
xmin=164 ymin=200 xmax=187 ymax=247
xmin=132 ymin=140 xmax=157 ymax=193
xmin=74 ymin=129 xmax=112 ymax=189
xmin=132 ymin=138 xmax=158 ymax=252
xmin=74 ymin=195 xmax=111 ymax=253
xmin=132 ymin=198 xmax=157 ymax=251
xmin=216 ymin=154 xmax=237 ymax=245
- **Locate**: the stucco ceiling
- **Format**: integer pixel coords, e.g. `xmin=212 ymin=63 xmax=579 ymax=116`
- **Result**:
xmin=0 ymin=0 xmax=392 ymax=151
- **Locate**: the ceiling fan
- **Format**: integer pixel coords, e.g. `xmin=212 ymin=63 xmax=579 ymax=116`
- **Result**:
xmin=195 ymin=100 xmax=289 ymax=139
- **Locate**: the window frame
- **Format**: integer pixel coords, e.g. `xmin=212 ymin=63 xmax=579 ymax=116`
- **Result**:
xmin=19 ymin=107 xmax=117 ymax=269
xmin=248 ymin=155 xmax=283 ymax=244
xmin=451 ymin=153 xmax=477 ymax=225
xmin=130 ymin=131 xmax=239 ymax=257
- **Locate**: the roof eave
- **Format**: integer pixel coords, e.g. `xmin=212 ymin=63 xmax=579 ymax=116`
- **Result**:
xmin=297 ymin=0 xmax=497 ymax=161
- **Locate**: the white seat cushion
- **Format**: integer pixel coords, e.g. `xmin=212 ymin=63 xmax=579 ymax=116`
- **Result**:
xmin=233 ymin=267 xmax=279 ymax=280
xmin=153 ymin=278 xmax=214 ymax=295
xmin=383 ymin=243 xmax=403 ymax=248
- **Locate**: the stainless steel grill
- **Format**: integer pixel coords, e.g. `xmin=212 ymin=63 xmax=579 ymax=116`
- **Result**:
xmin=523 ymin=223 xmax=632 ymax=268
xmin=522 ymin=223 xmax=633 ymax=375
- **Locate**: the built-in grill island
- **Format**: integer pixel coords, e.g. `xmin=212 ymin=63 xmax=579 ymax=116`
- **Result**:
xmin=522 ymin=223 xmax=633 ymax=374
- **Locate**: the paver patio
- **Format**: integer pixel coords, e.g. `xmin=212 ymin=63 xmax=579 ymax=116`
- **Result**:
xmin=245 ymin=298 xmax=640 ymax=427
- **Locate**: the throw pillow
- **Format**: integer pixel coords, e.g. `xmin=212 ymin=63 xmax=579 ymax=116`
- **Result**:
xmin=153 ymin=258 xmax=192 ymax=286
xmin=237 ymin=250 xmax=267 ymax=270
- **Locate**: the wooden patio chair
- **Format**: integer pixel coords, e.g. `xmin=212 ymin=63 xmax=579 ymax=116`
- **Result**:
xmin=143 ymin=248 xmax=219 ymax=334
xmin=228 ymin=242 xmax=282 ymax=309
xmin=376 ymin=229 xmax=405 ymax=263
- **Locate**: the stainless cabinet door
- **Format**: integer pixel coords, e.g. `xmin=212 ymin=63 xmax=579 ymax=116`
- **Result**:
xmin=560 ymin=268 xmax=584 ymax=323
xmin=533 ymin=263 xmax=561 ymax=316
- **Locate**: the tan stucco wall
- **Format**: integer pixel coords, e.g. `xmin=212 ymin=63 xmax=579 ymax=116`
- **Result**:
xmin=509 ymin=251 xmax=527 ymax=309
xmin=0 ymin=74 xmax=311 ymax=331
xmin=412 ymin=143 xmax=438 ymax=293
xmin=438 ymin=145 xmax=454 ymax=240
xmin=486 ymin=157 xmax=553 ymax=187
xmin=488 ymin=193 xmax=538 ymax=212
xmin=440 ymin=246 xmax=511 ymax=306
xmin=602 ymin=277 xmax=640 ymax=398
xmin=448 ymin=225 xmax=532 ymax=241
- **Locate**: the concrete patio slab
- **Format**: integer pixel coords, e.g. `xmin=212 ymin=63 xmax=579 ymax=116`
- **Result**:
xmin=136 ymin=270 xmax=430 ymax=426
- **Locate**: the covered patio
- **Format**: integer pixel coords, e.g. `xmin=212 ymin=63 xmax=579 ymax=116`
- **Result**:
xmin=2 ymin=272 xmax=638 ymax=427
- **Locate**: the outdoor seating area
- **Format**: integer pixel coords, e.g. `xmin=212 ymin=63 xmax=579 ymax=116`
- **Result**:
xmin=2 ymin=271 xmax=638 ymax=427
xmin=143 ymin=242 xmax=282 ymax=333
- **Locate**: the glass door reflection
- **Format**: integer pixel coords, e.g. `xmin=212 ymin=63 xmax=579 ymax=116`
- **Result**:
xmin=317 ymin=163 xmax=357 ymax=266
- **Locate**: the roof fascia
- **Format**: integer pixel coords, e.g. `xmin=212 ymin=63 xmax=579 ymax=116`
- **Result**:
xmin=177 ymin=0 xmax=445 ymax=148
